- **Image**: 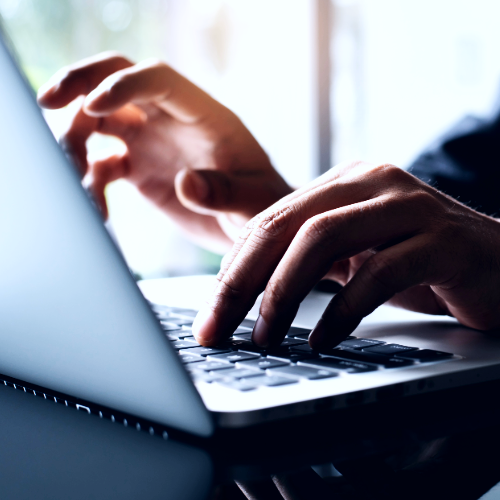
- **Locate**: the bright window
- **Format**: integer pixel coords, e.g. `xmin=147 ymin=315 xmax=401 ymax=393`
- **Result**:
xmin=2 ymin=0 xmax=500 ymax=278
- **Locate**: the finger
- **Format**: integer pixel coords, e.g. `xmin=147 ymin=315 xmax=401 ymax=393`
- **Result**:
xmin=191 ymin=174 xmax=385 ymax=346
xmin=252 ymin=195 xmax=432 ymax=348
xmin=175 ymin=168 xmax=292 ymax=220
xmin=309 ymin=234 xmax=444 ymax=348
xmin=192 ymin=179 xmax=428 ymax=347
xmin=60 ymin=101 xmax=145 ymax=177
xmin=37 ymin=52 xmax=133 ymax=109
xmin=87 ymin=153 xmax=129 ymax=219
xmin=83 ymin=58 xmax=226 ymax=123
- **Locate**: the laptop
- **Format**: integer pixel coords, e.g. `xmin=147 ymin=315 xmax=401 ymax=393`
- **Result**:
xmin=1 ymin=30 xmax=500 ymax=439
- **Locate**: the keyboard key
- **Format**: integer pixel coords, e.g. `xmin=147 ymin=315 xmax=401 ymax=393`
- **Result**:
xmin=183 ymin=346 xmax=232 ymax=357
xmin=337 ymin=338 xmax=385 ymax=350
xmin=169 ymin=308 xmax=198 ymax=318
xmin=260 ymin=375 xmax=298 ymax=387
xmin=289 ymin=344 xmax=318 ymax=354
xmin=323 ymin=349 xmax=414 ymax=368
xmin=178 ymin=335 xmax=196 ymax=341
xmin=395 ymin=349 xmax=453 ymax=362
xmin=231 ymin=332 xmax=253 ymax=341
xmin=236 ymin=358 xmax=290 ymax=370
xmin=178 ymin=353 xmax=204 ymax=364
xmin=171 ymin=339 xmax=200 ymax=349
xmin=299 ymin=358 xmax=377 ymax=373
xmin=165 ymin=333 xmax=179 ymax=341
xmin=218 ymin=374 xmax=298 ymax=391
xmin=279 ymin=338 xmax=308 ymax=347
xmin=216 ymin=379 xmax=261 ymax=391
xmin=160 ymin=321 xmax=183 ymax=331
xmin=190 ymin=371 xmax=228 ymax=383
xmin=237 ymin=343 xmax=264 ymax=353
xmin=155 ymin=311 xmax=174 ymax=320
xmin=187 ymin=361 xmax=235 ymax=372
xmin=268 ymin=352 xmax=319 ymax=363
xmin=218 ymin=368 xmax=265 ymax=379
xmin=268 ymin=365 xmax=339 ymax=380
xmin=168 ymin=317 xmax=193 ymax=327
xmin=363 ymin=344 xmax=418 ymax=355
xmin=176 ymin=329 xmax=196 ymax=339
xmin=286 ymin=326 xmax=311 ymax=338
xmin=208 ymin=351 xmax=261 ymax=363
xmin=224 ymin=338 xmax=255 ymax=350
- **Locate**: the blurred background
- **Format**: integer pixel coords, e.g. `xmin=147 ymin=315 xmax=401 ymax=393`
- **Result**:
xmin=1 ymin=0 xmax=500 ymax=279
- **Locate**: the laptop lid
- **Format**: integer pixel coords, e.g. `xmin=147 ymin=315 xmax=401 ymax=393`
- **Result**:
xmin=0 ymin=28 xmax=214 ymax=437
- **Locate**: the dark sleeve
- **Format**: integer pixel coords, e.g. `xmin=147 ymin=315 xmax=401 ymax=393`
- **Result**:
xmin=408 ymin=108 xmax=500 ymax=216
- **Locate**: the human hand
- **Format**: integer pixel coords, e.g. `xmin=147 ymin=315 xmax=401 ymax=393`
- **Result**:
xmin=37 ymin=52 xmax=292 ymax=253
xmin=192 ymin=161 xmax=500 ymax=347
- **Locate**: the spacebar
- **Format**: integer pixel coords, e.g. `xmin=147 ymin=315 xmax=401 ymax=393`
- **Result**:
xmin=324 ymin=349 xmax=414 ymax=368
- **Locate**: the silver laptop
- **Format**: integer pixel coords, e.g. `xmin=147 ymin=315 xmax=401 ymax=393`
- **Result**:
xmin=1 ymin=32 xmax=500 ymax=439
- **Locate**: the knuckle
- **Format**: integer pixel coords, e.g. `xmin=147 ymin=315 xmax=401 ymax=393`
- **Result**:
xmin=406 ymin=188 xmax=438 ymax=210
xmin=241 ymin=215 xmax=261 ymax=239
xmin=371 ymin=163 xmax=407 ymax=183
xmin=215 ymin=272 xmax=246 ymax=303
xmin=396 ymin=188 xmax=443 ymax=221
xmin=253 ymin=206 xmax=295 ymax=241
xmin=333 ymin=292 xmax=356 ymax=320
xmin=300 ymin=214 xmax=335 ymax=245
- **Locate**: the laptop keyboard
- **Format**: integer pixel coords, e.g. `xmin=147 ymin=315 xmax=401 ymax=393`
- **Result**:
xmin=150 ymin=304 xmax=455 ymax=392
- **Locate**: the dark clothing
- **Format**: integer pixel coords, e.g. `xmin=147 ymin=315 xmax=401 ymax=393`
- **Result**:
xmin=409 ymin=108 xmax=500 ymax=216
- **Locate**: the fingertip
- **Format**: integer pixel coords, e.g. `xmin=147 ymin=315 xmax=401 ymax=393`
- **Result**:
xmin=251 ymin=315 xmax=270 ymax=348
xmin=309 ymin=317 xmax=361 ymax=349
xmin=192 ymin=304 xmax=218 ymax=346
xmin=308 ymin=319 xmax=327 ymax=350
xmin=37 ymin=82 xmax=60 ymax=108
xmin=177 ymin=169 xmax=211 ymax=204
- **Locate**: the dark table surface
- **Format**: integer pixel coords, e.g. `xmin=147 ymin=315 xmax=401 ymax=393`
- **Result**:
xmin=2 ymin=378 xmax=500 ymax=500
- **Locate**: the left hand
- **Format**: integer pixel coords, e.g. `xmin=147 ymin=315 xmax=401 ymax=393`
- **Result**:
xmin=37 ymin=53 xmax=292 ymax=253
xmin=192 ymin=161 xmax=500 ymax=348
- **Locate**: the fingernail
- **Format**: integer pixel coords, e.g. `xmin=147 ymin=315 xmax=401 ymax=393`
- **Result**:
xmin=188 ymin=171 xmax=210 ymax=203
xmin=192 ymin=304 xmax=217 ymax=345
xmin=252 ymin=315 xmax=270 ymax=348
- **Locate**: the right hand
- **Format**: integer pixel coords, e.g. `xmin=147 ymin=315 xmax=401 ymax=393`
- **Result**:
xmin=37 ymin=52 xmax=292 ymax=253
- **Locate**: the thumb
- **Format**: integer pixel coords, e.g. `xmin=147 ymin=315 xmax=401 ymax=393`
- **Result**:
xmin=175 ymin=168 xmax=291 ymax=219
